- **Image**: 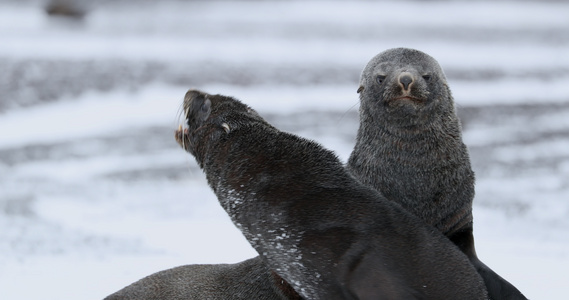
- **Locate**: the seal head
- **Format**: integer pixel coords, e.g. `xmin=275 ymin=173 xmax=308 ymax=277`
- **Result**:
xmin=175 ymin=89 xmax=264 ymax=167
xmin=358 ymin=48 xmax=453 ymax=130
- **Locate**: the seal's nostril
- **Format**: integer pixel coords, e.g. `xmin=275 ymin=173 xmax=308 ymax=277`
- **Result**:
xmin=399 ymin=75 xmax=413 ymax=90
xmin=185 ymin=90 xmax=205 ymax=109
xmin=185 ymin=89 xmax=199 ymax=100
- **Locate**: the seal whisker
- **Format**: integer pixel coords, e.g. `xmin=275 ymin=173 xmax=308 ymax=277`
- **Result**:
xmin=337 ymin=101 xmax=359 ymax=124
xmin=175 ymin=101 xmax=188 ymax=151
xmin=176 ymin=101 xmax=185 ymax=123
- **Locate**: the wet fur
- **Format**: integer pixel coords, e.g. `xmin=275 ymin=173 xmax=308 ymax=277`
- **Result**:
xmin=170 ymin=90 xmax=487 ymax=300
xmin=347 ymin=48 xmax=527 ymax=300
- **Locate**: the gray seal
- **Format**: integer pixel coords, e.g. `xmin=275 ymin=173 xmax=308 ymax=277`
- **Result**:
xmin=347 ymin=47 xmax=527 ymax=300
xmin=167 ymin=89 xmax=487 ymax=300
xmin=104 ymin=257 xmax=295 ymax=300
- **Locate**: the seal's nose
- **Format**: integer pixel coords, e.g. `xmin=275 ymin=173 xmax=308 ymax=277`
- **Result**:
xmin=399 ymin=73 xmax=414 ymax=91
xmin=185 ymin=89 xmax=202 ymax=102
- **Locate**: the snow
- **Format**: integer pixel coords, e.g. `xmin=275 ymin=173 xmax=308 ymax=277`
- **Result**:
xmin=1 ymin=1 xmax=568 ymax=299
xmin=0 ymin=85 xmax=186 ymax=147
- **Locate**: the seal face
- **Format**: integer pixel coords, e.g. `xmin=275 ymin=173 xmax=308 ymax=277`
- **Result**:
xmin=175 ymin=90 xmax=265 ymax=166
xmin=176 ymin=89 xmax=488 ymax=300
xmin=357 ymin=48 xmax=450 ymax=129
xmin=348 ymin=48 xmax=527 ymax=299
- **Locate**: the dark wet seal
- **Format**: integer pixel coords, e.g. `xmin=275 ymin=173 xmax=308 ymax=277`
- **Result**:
xmin=171 ymin=89 xmax=487 ymax=300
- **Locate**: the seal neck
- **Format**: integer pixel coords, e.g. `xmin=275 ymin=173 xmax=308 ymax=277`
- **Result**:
xmin=189 ymin=122 xmax=226 ymax=168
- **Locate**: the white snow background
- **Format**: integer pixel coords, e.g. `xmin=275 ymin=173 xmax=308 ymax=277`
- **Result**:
xmin=1 ymin=0 xmax=568 ymax=299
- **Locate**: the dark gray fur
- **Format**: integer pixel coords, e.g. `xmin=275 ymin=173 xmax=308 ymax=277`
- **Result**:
xmin=164 ymin=90 xmax=488 ymax=300
xmin=347 ymin=47 xmax=527 ymax=300
xmin=104 ymin=256 xmax=292 ymax=300
xmin=348 ymin=47 xmax=474 ymax=237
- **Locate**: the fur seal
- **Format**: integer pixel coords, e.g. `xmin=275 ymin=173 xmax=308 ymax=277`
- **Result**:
xmin=104 ymin=256 xmax=295 ymax=300
xmin=170 ymin=89 xmax=487 ymax=300
xmin=347 ymin=47 xmax=527 ymax=299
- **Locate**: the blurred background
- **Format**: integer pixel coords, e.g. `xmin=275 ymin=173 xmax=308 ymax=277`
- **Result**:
xmin=1 ymin=0 xmax=568 ymax=299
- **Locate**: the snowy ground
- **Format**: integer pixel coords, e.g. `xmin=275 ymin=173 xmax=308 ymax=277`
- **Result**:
xmin=1 ymin=1 xmax=568 ymax=299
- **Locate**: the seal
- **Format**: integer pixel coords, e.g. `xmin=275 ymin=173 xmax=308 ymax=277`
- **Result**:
xmin=347 ymin=47 xmax=527 ymax=299
xmin=103 ymin=257 xmax=295 ymax=300
xmin=172 ymin=89 xmax=487 ymax=300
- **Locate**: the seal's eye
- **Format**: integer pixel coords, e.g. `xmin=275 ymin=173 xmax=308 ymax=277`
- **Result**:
xmin=199 ymin=99 xmax=212 ymax=121
xmin=422 ymin=75 xmax=432 ymax=81
xmin=376 ymin=75 xmax=386 ymax=85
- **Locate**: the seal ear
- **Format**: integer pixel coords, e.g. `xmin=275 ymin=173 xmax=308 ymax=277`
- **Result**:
xmin=200 ymin=98 xmax=212 ymax=121
xmin=357 ymin=86 xmax=364 ymax=93
xmin=221 ymin=123 xmax=231 ymax=134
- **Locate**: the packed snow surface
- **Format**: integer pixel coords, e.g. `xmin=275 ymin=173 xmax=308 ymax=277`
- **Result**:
xmin=1 ymin=1 xmax=568 ymax=299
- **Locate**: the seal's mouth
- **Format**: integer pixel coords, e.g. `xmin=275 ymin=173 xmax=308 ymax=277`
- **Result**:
xmin=392 ymin=96 xmax=426 ymax=103
xmin=175 ymin=123 xmax=191 ymax=151
xmin=174 ymin=89 xmax=216 ymax=153
xmin=387 ymin=95 xmax=427 ymax=107
xmin=175 ymin=100 xmax=192 ymax=152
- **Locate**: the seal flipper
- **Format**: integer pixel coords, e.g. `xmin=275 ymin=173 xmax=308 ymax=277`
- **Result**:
xmin=473 ymin=259 xmax=528 ymax=300
xmin=450 ymin=229 xmax=528 ymax=300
